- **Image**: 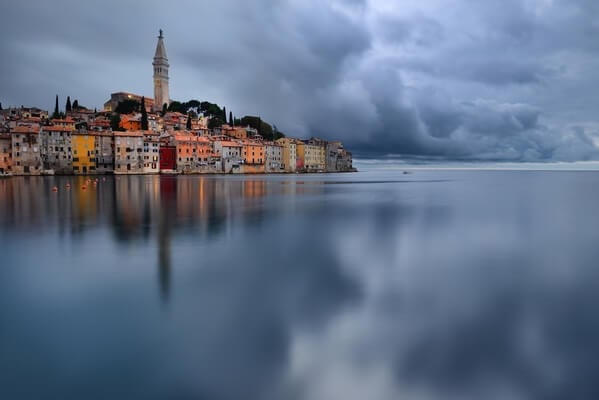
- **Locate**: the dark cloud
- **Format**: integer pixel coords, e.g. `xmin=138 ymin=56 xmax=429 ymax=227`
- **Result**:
xmin=1 ymin=0 xmax=599 ymax=160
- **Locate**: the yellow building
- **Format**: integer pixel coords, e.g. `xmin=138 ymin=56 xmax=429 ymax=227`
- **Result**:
xmin=304 ymin=139 xmax=326 ymax=172
xmin=72 ymin=131 xmax=96 ymax=174
xmin=276 ymin=137 xmax=297 ymax=172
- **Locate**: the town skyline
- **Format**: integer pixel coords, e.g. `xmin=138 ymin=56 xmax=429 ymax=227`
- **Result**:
xmin=2 ymin=1 xmax=599 ymax=160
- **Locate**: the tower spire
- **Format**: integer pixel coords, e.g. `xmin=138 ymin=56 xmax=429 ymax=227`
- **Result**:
xmin=153 ymin=29 xmax=170 ymax=111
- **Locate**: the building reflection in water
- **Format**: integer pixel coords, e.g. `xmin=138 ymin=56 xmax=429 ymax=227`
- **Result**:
xmin=0 ymin=175 xmax=324 ymax=302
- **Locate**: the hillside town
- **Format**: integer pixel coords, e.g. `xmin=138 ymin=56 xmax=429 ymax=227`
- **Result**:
xmin=0 ymin=31 xmax=354 ymax=176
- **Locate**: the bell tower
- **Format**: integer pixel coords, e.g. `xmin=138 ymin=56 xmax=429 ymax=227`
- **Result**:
xmin=153 ymin=29 xmax=170 ymax=112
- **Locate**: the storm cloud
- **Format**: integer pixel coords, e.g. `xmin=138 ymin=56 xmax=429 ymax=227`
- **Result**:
xmin=1 ymin=0 xmax=599 ymax=160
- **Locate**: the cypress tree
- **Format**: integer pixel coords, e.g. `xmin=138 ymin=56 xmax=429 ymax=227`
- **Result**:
xmin=141 ymin=96 xmax=149 ymax=130
xmin=66 ymin=96 xmax=72 ymax=113
xmin=0 ymin=102 xmax=2 ymax=111
xmin=229 ymin=111 xmax=233 ymax=125
xmin=186 ymin=114 xmax=192 ymax=130
xmin=72 ymin=99 xmax=79 ymax=109
xmin=53 ymin=95 xmax=59 ymax=119
xmin=222 ymin=106 xmax=227 ymax=124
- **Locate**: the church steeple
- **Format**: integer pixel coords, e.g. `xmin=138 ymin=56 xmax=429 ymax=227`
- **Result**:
xmin=153 ymin=29 xmax=170 ymax=112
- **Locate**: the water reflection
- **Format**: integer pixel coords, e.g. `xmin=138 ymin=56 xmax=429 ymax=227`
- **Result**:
xmin=2 ymin=171 xmax=599 ymax=399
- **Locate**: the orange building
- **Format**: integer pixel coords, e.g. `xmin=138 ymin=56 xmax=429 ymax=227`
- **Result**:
xmin=119 ymin=114 xmax=142 ymax=131
xmin=173 ymin=131 xmax=213 ymax=173
xmin=50 ymin=118 xmax=76 ymax=129
xmin=241 ymin=140 xmax=265 ymax=174
xmin=222 ymin=124 xmax=248 ymax=139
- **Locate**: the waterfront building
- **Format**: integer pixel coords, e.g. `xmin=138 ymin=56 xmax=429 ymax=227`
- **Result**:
xmin=0 ymin=133 xmax=12 ymax=174
xmin=213 ymin=138 xmax=242 ymax=173
xmin=303 ymin=138 xmax=326 ymax=172
xmin=241 ymin=140 xmax=265 ymax=174
xmin=94 ymin=131 xmax=115 ymax=174
xmin=11 ymin=126 xmax=42 ymax=175
xmin=159 ymin=145 xmax=177 ymax=171
xmin=41 ymin=125 xmax=73 ymax=174
xmin=173 ymin=132 xmax=212 ymax=173
xmin=72 ymin=130 xmax=96 ymax=174
xmin=326 ymin=141 xmax=353 ymax=172
xmin=153 ymin=30 xmax=170 ymax=112
xmin=276 ymin=137 xmax=297 ymax=172
xmin=143 ymin=131 xmax=160 ymax=174
xmin=295 ymin=140 xmax=305 ymax=171
xmin=265 ymin=142 xmax=283 ymax=173
xmin=114 ymin=131 xmax=144 ymax=174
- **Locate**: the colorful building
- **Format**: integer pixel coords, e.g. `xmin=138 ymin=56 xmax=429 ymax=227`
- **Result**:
xmin=276 ymin=137 xmax=297 ymax=172
xmin=221 ymin=125 xmax=248 ymax=140
xmin=41 ymin=125 xmax=73 ymax=174
xmin=72 ymin=131 xmax=96 ymax=174
xmin=159 ymin=145 xmax=176 ymax=171
xmin=143 ymin=131 xmax=160 ymax=174
xmin=265 ymin=142 xmax=283 ymax=173
xmin=241 ymin=140 xmax=265 ymax=174
xmin=295 ymin=140 xmax=305 ymax=171
xmin=94 ymin=131 xmax=114 ymax=174
xmin=173 ymin=132 xmax=213 ymax=173
xmin=213 ymin=139 xmax=242 ymax=173
xmin=304 ymin=139 xmax=326 ymax=172
xmin=114 ymin=131 xmax=144 ymax=174
xmin=11 ymin=126 xmax=42 ymax=175
xmin=0 ymin=133 xmax=12 ymax=174
xmin=119 ymin=114 xmax=142 ymax=131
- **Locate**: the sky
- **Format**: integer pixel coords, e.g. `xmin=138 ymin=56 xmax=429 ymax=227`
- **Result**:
xmin=1 ymin=0 xmax=599 ymax=160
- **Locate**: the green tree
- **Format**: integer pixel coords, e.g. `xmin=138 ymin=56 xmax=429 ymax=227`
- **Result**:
xmin=140 ymin=96 xmax=149 ymax=130
xmin=72 ymin=99 xmax=79 ymax=109
xmin=167 ymin=100 xmax=184 ymax=113
xmin=199 ymin=101 xmax=223 ymax=117
xmin=240 ymin=115 xmax=277 ymax=140
xmin=186 ymin=114 xmax=192 ymax=130
xmin=222 ymin=106 xmax=227 ymax=123
xmin=208 ymin=116 xmax=224 ymax=129
xmin=53 ymin=95 xmax=60 ymax=119
xmin=0 ymin=102 xmax=3 ymax=111
xmin=162 ymin=103 xmax=168 ymax=116
xmin=186 ymin=99 xmax=201 ymax=110
xmin=229 ymin=111 xmax=233 ymax=125
xmin=110 ymin=113 xmax=123 ymax=131
xmin=66 ymin=96 xmax=72 ymax=113
xmin=115 ymin=99 xmax=140 ymax=114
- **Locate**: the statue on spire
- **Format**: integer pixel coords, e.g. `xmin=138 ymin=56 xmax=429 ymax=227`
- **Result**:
xmin=159 ymin=29 xmax=163 ymax=38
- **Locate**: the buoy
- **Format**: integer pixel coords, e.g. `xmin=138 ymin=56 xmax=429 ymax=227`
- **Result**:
xmin=52 ymin=186 xmax=58 ymax=192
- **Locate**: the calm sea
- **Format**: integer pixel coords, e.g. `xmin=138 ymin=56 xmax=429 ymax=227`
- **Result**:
xmin=2 ymin=162 xmax=599 ymax=399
